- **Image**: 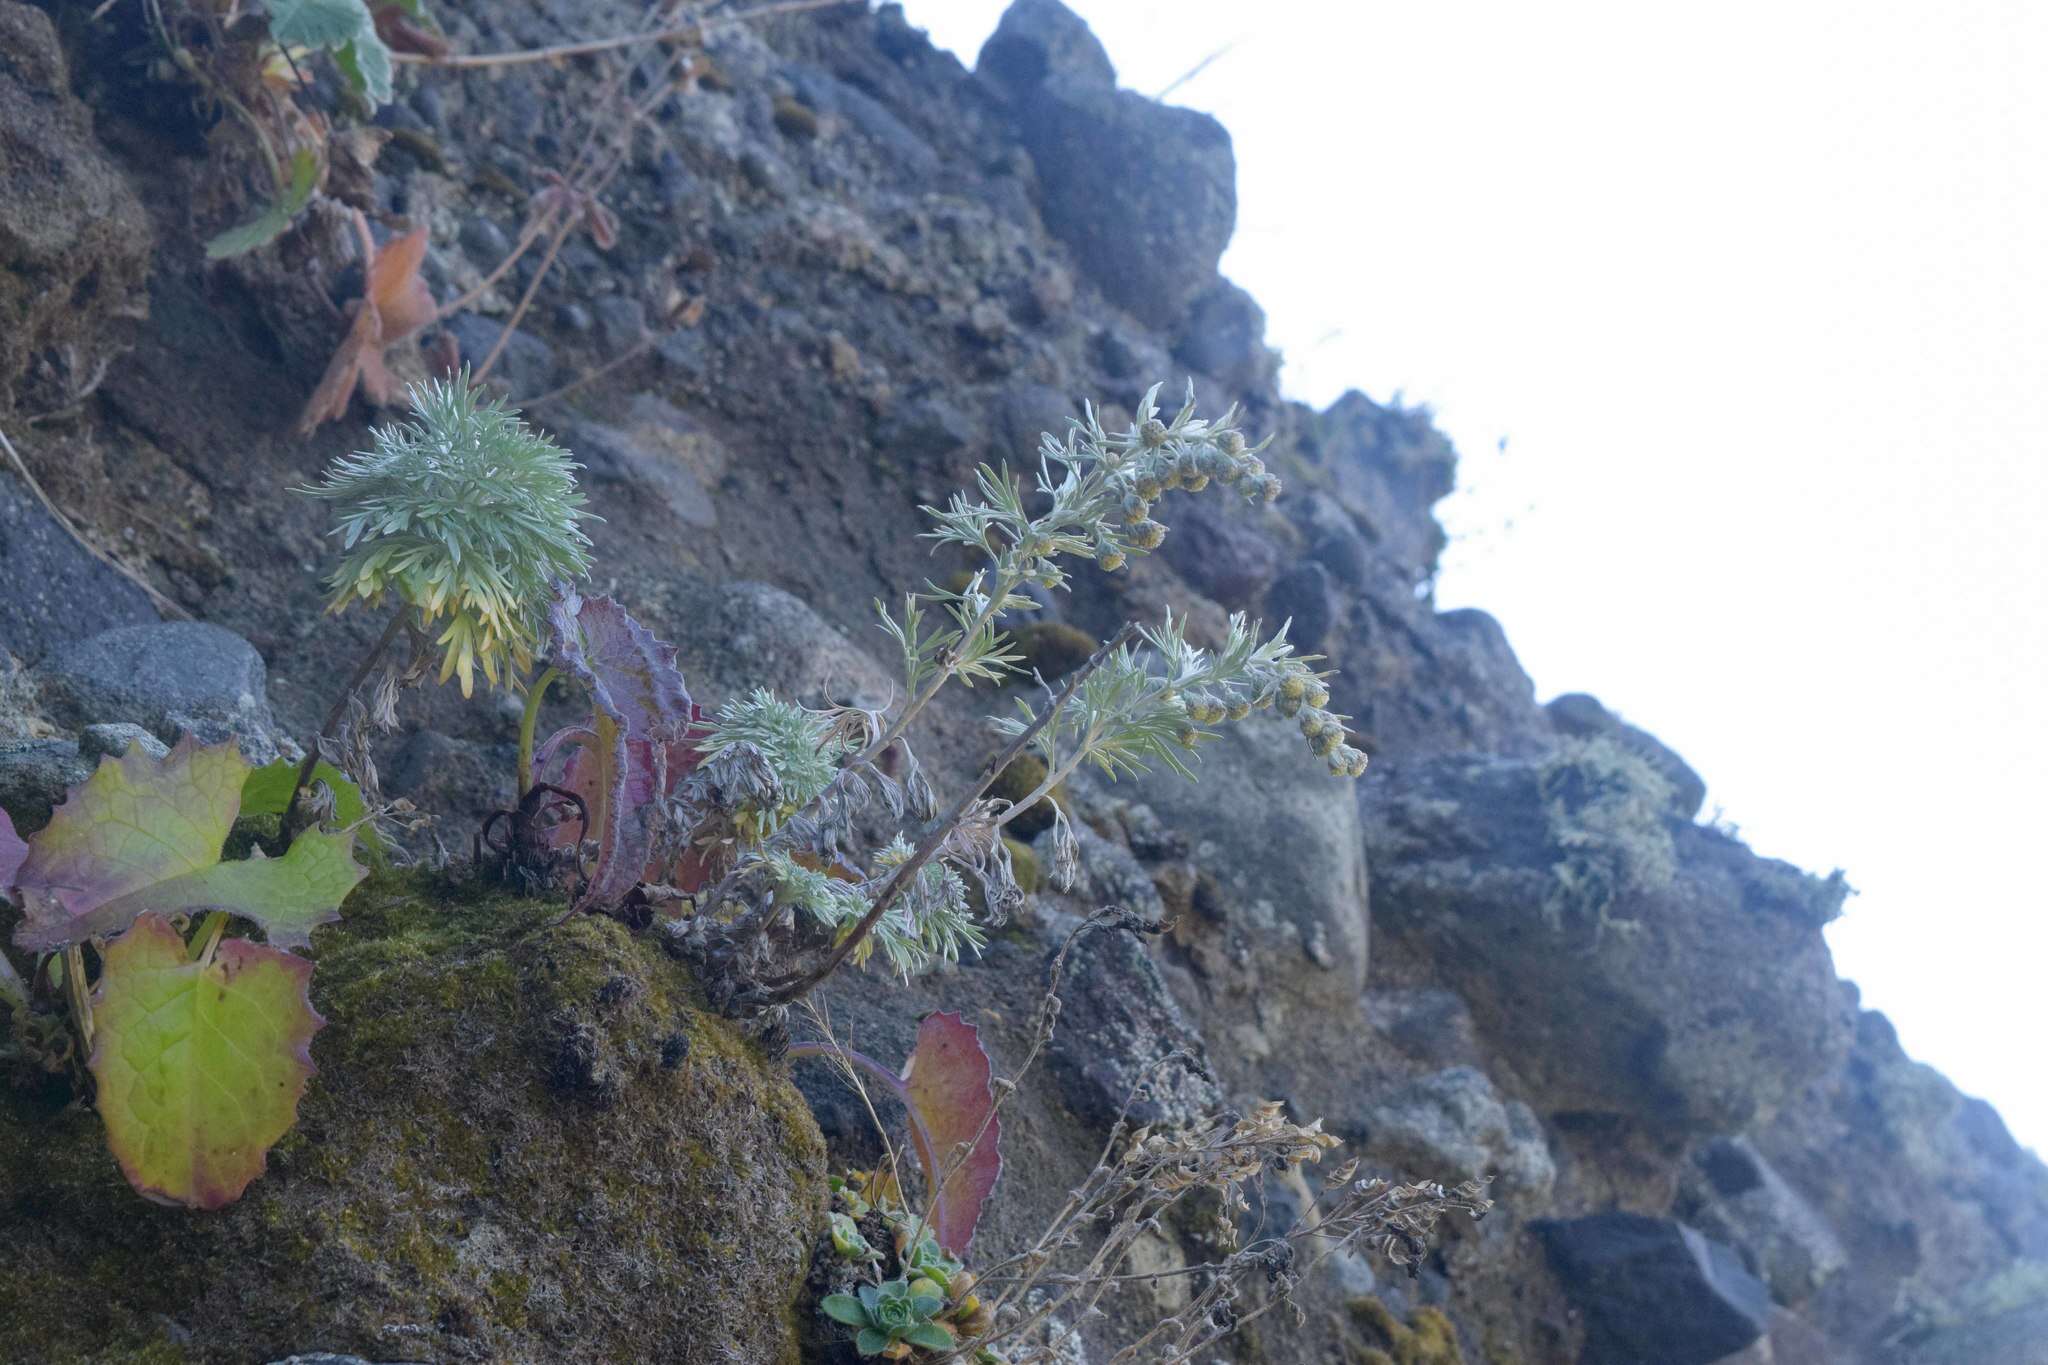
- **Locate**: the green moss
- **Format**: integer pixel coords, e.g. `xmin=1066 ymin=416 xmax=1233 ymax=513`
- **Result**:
xmin=1003 ymin=836 xmax=1041 ymax=894
xmin=1537 ymin=736 xmax=1677 ymax=937
xmin=1011 ymin=620 xmax=1098 ymax=680
xmin=0 ymin=868 xmax=826 ymax=1365
xmin=987 ymin=752 xmax=1068 ymax=839
xmin=1348 ymin=1298 xmax=1467 ymax=1365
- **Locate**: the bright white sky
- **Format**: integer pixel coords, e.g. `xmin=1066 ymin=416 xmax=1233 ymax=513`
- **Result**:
xmin=901 ymin=1 xmax=2048 ymax=1151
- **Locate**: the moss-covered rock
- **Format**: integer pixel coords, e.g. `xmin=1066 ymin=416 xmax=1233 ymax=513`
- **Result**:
xmin=0 ymin=871 xmax=827 ymax=1364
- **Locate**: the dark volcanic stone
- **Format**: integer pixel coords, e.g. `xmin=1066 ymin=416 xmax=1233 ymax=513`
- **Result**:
xmin=0 ymin=477 xmax=158 ymax=663
xmin=1159 ymin=498 xmax=1280 ymax=608
xmin=1548 ymin=691 xmax=1709 ymax=820
xmin=43 ymin=622 xmax=283 ymax=762
xmin=976 ymin=0 xmax=1117 ymax=99
xmin=1537 ymin=1213 xmax=1770 ymax=1365
xmin=1172 ymin=278 xmax=1276 ymax=392
xmin=1264 ymin=560 xmax=1338 ymax=653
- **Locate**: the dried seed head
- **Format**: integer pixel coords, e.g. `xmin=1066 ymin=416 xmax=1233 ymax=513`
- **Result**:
xmin=1220 ymin=430 xmax=1247 ymax=457
xmin=1140 ymin=417 xmax=1169 ymax=448
xmin=1258 ymin=474 xmax=1284 ymax=504
xmin=1097 ymin=549 xmax=1127 ymax=572
xmin=1129 ymin=520 xmax=1167 ymax=550
xmin=1121 ymin=494 xmax=1152 ymax=526
xmin=1135 ymin=475 xmax=1164 ymax=501
xmin=1184 ymin=472 xmax=1210 ymax=492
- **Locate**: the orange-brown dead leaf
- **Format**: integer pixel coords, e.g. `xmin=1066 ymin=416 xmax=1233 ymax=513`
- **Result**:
xmin=295 ymin=221 xmax=435 ymax=436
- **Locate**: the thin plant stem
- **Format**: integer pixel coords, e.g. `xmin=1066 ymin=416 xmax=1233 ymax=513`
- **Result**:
xmin=281 ymin=606 xmax=409 ymax=836
xmin=748 ymin=624 xmax=1135 ymax=1007
xmin=517 ymin=667 xmax=562 ymax=796
xmin=62 ymin=945 xmax=94 ymax=1056
xmin=472 ymin=217 xmax=575 ymax=385
xmin=189 ymin=911 xmax=228 ymax=963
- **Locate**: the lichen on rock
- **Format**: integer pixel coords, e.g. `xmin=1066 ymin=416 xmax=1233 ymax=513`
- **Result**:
xmin=0 ymin=871 xmax=826 ymax=1365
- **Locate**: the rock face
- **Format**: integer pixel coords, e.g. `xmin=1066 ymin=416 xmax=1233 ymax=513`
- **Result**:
xmin=1363 ymin=744 xmax=1850 ymax=1133
xmin=0 ymin=1 xmax=151 ymax=414
xmin=1538 ymin=1213 xmax=1772 ymax=1365
xmin=982 ymin=0 xmax=1236 ymax=329
xmin=2 ymin=1 xmax=2043 ymax=1363
xmin=0 ymin=476 xmax=159 ymax=662
xmin=42 ymin=622 xmax=290 ymax=764
xmin=0 ymin=875 xmax=826 ymax=1365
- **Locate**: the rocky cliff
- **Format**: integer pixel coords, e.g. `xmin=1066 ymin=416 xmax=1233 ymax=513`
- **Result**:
xmin=2 ymin=0 xmax=2043 ymax=1362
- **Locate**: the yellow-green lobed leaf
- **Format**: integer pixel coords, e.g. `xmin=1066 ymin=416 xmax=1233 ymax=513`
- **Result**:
xmin=88 ymin=913 xmax=324 ymax=1209
xmin=10 ymin=739 xmax=367 ymax=953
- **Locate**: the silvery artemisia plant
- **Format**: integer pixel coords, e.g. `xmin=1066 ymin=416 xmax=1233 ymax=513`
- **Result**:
xmin=303 ymin=375 xmax=593 ymax=697
xmin=677 ymin=384 xmax=1364 ymax=1004
xmin=871 ymin=382 xmax=1365 ymax=890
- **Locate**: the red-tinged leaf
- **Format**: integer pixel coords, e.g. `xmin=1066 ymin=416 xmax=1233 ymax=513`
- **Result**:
xmin=547 ymin=585 xmax=695 ymax=745
xmin=296 ymin=299 xmax=378 ymax=435
xmin=542 ymin=587 xmax=704 ymax=910
xmin=903 ymin=1010 xmax=1003 ymax=1255
xmin=373 ymin=3 xmax=450 ymax=58
xmin=89 ymin=914 xmax=324 ymax=1209
xmin=0 ymin=807 xmax=24 ymax=892
xmin=10 ymin=738 xmax=365 ymax=953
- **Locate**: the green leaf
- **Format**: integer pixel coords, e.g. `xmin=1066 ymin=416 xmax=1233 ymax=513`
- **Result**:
xmin=265 ymin=0 xmax=371 ymax=48
xmin=88 ymin=913 xmax=324 ymax=1208
xmin=240 ymin=756 xmax=385 ymax=866
xmin=854 ymin=1327 xmax=890 ymax=1357
xmin=335 ymin=28 xmax=394 ymax=105
xmin=905 ymin=1323 xmax=957 ymax=1351
xmin=205 ymin=146 xmax=319 ymax=260
xmin=264 ymin=0 xmax=395 ymax=107
xmin=10 ymin=739 xmax=366 ymax=953
xmin=820 ymin=1294 xmax=868 ymax=1327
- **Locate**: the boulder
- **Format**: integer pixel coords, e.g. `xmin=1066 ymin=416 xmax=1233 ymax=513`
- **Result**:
xmin=1537 ymin=1213 xmax=1771 ymax=1365
xmin=0 ymin=737 xmax=90 ymax=830
xmin=1172 ymin=278 xmax=1278 ymax=394
xmin=0 ymin=477 xmax=159 ymax=662
xmin=1040 ymin=902 xmax=1222 ymax=1131
xmin=0 ymin=873 xmax=826 ymax=1364
xmin=1363 ymin=745 xmax=1850 ymax=1132
xmin=665 ymin=579 xmax=893 ymax=711
xmin=1107 ymin=710 xmax=1369 ymax=1114
xmin=976 ymin=0 xmax=1118 ymax=100
xmin=42 ymin=622 xmax=289 ymax=764
xmin=567 ymin=394 xmax=730 ymax=531
xmin=985 ymin=2 xmax=1236 ymax=331
xmin=1339 ymin=1065 xmax=1555 ymax=1200
xmin=0 ymin=1 xmax=151 ymax=414
xmin=1676 ymin=1136 xmax=1847 ymax=1306
xmin=1158 ymin=497 xmax=1282 ymax=609
xmin=1548 ymin=691 xmax=1709 ymax=820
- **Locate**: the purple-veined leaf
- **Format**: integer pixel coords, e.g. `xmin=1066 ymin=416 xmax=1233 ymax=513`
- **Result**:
xmin=0 ymin=807 xmax=24 ymax=892
xmin=89 ymin=912 xmax=324 ymax=1209
xmin=789 ymin=1010 xmax=1004 ymax=1256
xmin=542 ymin=585 xmax=703 ymax=910
xmin=10 ymin=738 xmax=367 ymax=953
xmin=547 ymin=584 xmax=694 ymax=744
